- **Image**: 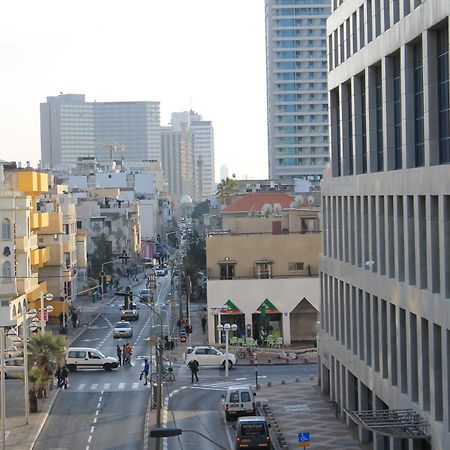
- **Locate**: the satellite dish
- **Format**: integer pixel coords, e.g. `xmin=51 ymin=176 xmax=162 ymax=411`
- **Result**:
xmin=307 ymin=196 xmax=314 ymax=204
xmin=273 ymin=203 xmax=283 ymax=215
xmin=290 ymin=201 xmax=296 ymax=208
xmin=261 ymin=203 xmax=273 ymax=215
xmin=296 ymin=195 xmax=305 ymax=205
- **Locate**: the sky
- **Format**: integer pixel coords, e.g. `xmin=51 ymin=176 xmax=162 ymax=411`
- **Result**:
xmin=0 ymin=0 xmax=269 ymax=181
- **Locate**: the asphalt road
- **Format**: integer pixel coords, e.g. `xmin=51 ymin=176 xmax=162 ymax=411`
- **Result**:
xmin=161 ymin=364 xmax=318 ymax=450
xmin=33 ymin=273 xmax=173 ymax=450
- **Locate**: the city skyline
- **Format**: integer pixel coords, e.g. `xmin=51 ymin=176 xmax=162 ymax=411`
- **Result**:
xmin=0 ymin=0 xmax=268 ymax=181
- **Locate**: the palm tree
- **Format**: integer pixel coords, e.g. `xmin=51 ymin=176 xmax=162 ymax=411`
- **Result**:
xmin=216 ymin=176 xmax=239 ymax=206
xmin=28 ymin=332 xmax=66 ymax=402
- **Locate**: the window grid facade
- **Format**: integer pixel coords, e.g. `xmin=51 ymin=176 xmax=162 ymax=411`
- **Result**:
xmin=320 ymin=2 xmax=450 ymax=448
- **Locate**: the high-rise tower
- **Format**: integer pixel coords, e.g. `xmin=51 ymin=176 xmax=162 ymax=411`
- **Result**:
xmin=265 ymin=0 xmax=330 ymax=180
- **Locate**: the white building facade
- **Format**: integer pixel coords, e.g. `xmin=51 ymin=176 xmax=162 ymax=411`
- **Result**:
xmin=319 ymin=1 xmax=449 ymax=449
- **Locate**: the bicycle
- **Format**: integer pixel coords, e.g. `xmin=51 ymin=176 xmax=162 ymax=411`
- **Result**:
xmin=150 ymin=366 xmax=175 ymax=383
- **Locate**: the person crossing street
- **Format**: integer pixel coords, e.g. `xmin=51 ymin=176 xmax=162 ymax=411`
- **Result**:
xmin=188 ymin=359 xmax=199 ymax=383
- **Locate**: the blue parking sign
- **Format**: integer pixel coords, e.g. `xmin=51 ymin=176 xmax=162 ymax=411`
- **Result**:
xmin=298 ymin=432 xmax=311 ymax=447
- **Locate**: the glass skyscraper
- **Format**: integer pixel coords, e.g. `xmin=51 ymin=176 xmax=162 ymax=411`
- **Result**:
xmin=265 ymin=0 xmax=330 ymax=180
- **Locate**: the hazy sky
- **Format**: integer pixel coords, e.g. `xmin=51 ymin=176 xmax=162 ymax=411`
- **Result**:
xmin=0 ymin=0 xmax=268 ymax=180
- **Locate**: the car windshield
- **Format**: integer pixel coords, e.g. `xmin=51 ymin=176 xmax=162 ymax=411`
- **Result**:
xmin=240 ymin=424 xmax=266 ymax=436
xmin=116 ymin=323 xmax=130 ymax=328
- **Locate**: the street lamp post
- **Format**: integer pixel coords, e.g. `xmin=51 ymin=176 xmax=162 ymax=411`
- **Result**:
xmin=217 ymin=322 xmax=237 ymax=377
xmin=39 ymin=292 xmax=54 ymax=333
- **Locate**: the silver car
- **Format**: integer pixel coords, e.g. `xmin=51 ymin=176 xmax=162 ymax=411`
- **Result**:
xmin=113 ymin=321 xmax=133 ymax=338
xmin=3 ymin=357 xmax=24 ymax=379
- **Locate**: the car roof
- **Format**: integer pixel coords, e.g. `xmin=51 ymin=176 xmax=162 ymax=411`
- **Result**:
xmin=115 ymin=321 xmax=131 ymax=325
xmin=68 ymin=347 xmax=99 ymax=351
xmin=237 ymin=416 xmax=267 ymax=423
xmin=226 ymin=384 xmax=253 ymax=391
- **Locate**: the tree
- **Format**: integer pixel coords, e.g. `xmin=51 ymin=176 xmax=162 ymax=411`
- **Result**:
xmin=216 ymin=176 xmax=239 ymax=206
xmin=90 ymin=233 xmax=113 ymax=277
xmin=192 ymin=200 xmax=210 ymax=221
xmin=183 ymin=231 xmax=206 ymax=290
xmin=28 ymin=332 xmax=66 ymax=403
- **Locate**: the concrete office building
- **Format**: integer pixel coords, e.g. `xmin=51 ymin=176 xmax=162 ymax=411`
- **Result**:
xmin=40 ymin=94 xmax=161 ymax=169
xmin=160 ymin=126 xmax=195 ymax=202
xmin=171 ymin=111 xmax=215 ymax=202
xmin=266 ymin=0 xmax=330 ymax=181
xmin=319 ymin=0 xmax=449 ymax=449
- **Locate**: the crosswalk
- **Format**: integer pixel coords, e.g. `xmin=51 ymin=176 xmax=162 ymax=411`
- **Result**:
xmin=188 ymin=376 xmax=266 ymax=392
xmin=69 ymin=381 xmax=150 ymax=392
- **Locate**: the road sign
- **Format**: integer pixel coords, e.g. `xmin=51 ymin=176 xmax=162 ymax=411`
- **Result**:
xmin=298 ymin=432 xmax=311 ymax=447
xmin=99 ymin=271 xmax=105 ymax=277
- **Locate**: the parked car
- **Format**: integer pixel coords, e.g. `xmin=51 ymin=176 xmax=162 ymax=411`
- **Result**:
xmin=223 ymin=385 xmax=256 ymax=421
xmin=183 ymin=346 xmax=237 ymax=369
xmin=235 ymin=416 xmax=271 ymax=449
xmin=113 ymin=321 xmax=133 ymax=338
xmin=66 ymin=347 xmax=119 ymax=372
xmin=2 ymin=357 xmax=24 ymax=379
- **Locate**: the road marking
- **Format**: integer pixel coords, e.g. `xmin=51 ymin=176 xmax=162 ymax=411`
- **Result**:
xmin=91 ymin=427 xmax=95 ymax=433
xmin=103 ymin=383 xmax=110 ymax=390
xmin=77 ymin=384 xmax=85 ymax=390
xmin=90 ymin=384 xmax=98 ymax=390
xmin=88 ymin=436 xmax=92 ymax=443
xmin=93 ymin=418 xmax=97 ymax=424
xmin=95 ymin=410 xmax=99 ymax=416
xmin=118 ymin=382 xmax=125 ymax=389
xmin=99 ymin=396 xmax=103 ymax=401
xmin=97 ymin=402 xmax=101 ymax=408
xmin=132 ymin=382 xmax=139 ymax=389
xmin=235 ymin=377 xmax=247 ymax=380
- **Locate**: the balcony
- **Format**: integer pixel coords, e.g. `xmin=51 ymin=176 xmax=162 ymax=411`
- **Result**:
xmin=17 ymin=171 xmax=48 ymax=194
xmin=14 ymin=233 xmax=38 ymax=253
xmin=16 ymin=274 xmax=39 ymax=295
xmin=31 ymin=212 xmax=49 ymax=230
xmin=62 ymin=235 xmax=76 ymax=253
xmin=30 ymin=247 xmax=49 ymax=267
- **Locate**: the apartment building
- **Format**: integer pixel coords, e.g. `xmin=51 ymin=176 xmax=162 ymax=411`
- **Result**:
xmin=206 ymin=192 xmax=321 ymax=345
xmin=266 ymin=0 xmax=331 ymax=180
xmin=319 ymin=1 xmax=449 ymax=449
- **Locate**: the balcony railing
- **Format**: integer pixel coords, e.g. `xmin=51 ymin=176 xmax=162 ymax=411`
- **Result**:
xmin=30 ymin=212 xmax=49 ymax=230
xmin=207 ymin=273 xmax=318 ymax=281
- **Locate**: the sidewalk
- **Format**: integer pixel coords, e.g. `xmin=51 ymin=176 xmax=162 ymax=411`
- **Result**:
xmin=5 ymin=274 xmax=144 ymax=450
xmin=256 ymin=378 xmax=371 ymax=450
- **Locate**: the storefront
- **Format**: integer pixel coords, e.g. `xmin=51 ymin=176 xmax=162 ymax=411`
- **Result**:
xmin=251 ymin=299 xmax=282 ymax=345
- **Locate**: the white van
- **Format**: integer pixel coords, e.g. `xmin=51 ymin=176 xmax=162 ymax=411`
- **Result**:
xmin=66 ymin=347 xmax=119 ymax=372
xmin=223 ymin=384 xmax=256 ymax=421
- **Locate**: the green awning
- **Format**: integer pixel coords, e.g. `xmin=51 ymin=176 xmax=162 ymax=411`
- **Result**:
xmin=221 ymin=299 xmax=242 ymax=314
xmin=257 ymin=298 xmax=279 ymax=314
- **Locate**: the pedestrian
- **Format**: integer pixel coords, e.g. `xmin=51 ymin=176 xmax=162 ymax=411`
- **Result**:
xmin=122 ymin=344 xmax=129 ymax=365
xmin=188 ymin=359 xmax=199 ymax=383
xmin=59 ymin=312 xmax=64 ymax=327
xmin=59 ymin=366 xmax=69 ymax=389
xmin=71 ymin=311 xmax=78 ymax=328
xmin=55 ymin=366 xmax=61 ymax=387
xmin=164 ymin=335 xmax=170 ymax=351
xmin=201 ymin=316 xmax=207 ymax=334
xmin=142 ymin=358 xmax=150 ymax=385
xmin=116 ymin=344 xmax=122 ymax=366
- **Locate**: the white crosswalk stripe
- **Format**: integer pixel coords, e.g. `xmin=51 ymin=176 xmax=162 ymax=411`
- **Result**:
xmin=118 ymin=383 xmax=125 ymax=389
xmin=103 ymin=383 xmax=111 ymax=390
xmin=69 ymin=381 xmax=150 ymax=392
xmin=132 ymin=382 xmax=140 ymax=389
xmin=76 ymin=384 xmax=85 ymax=391
xmin=90 ymin=384 xmax=98 ymax=390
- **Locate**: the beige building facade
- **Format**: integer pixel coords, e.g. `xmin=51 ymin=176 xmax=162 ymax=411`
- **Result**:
xmin=206 ymin=211 xmax=321 ymax=345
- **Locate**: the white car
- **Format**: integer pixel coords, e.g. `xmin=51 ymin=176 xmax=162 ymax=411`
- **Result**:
xmin=183 ymin=346 xmax=237 ymax=369
xmin=113 ymin=321 xmax=133 ymax=338
xmin=2 ymin=357 xmax=24 ymax=379
xmin=155 ymin=267 xmax=166 ymax=276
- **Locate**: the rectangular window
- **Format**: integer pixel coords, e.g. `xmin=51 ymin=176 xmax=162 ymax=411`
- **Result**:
xmin=347 ymin=82 xmax=354 ymax=174
xmin=414 ymin=42 xmax=425 ymax=167
xmin=373 ymin=296 xmax=379 ymax=372
xmin=361 ymin=75 xmax=367 ymax=173
xmin=387 ymin=196 xmax=395 ymax=278
xmin=430 ymin=196 xmax=440 ymax=293
xmin=359 ymin=6 xmax=365 ymax=49
xmin=375 ymin=66 xmax=384 ymax=171
xmin=397 ymin=196 xmax=405 ymax=281
xmin=392 ymin=0 xmax=399 ymax=24
xmin=381 ymin=300 xmax=388 ymax=378
xmin=437 ymin=26 xmax=450 ymax=164
xmin=288 ymin=262 xmax=304 ymax=270
xmin=418 ymin=196 xmax=427 ymax=289
xmin=379 ymin=196 xmax=386 ymax=274
xmin=358 ymin=289 xmax=364 ymax=361
xmin=76 ymin=220 xmax=82 ymax=229
xmin=399 ymin=308 xmax=407 ymax=393
xmin=390 ymin=304 xmax=397 ymax=385
xmin=421 ymin=318 xmax=430 ymax=410
xmin=407 ymin=196 xmax=416 ymax=285
xmin=367 ymin=0 xmax=373 ymax=43
xmin=352 ymin=287 xmax=357 ymax=355
xmin=434 ymin=324 xmax=443 ymax=420
xmin=219 ymin=264 xmax=235 ymax=280
xmin=393 ymin=55 xmax=402 ymax=169
xmin=374 ymin=0 xmax=381 ymax=37
xmin=410 ymin=313 xmax=418 ymax=401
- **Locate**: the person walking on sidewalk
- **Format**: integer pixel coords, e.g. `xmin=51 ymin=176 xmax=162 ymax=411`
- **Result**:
xmin=116 ymin=344 xmax=122 ymax=366
xmin=142 ymin=358 xmax=150 ymax=385
xmin=188 ymin=360 xmax=199 ymax=383
xmin=201 ymin=316 xmax=207 ymax=334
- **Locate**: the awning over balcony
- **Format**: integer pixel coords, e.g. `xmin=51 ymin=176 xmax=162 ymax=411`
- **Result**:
xmin=344 ymin=409 xmax=430 ymax=440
